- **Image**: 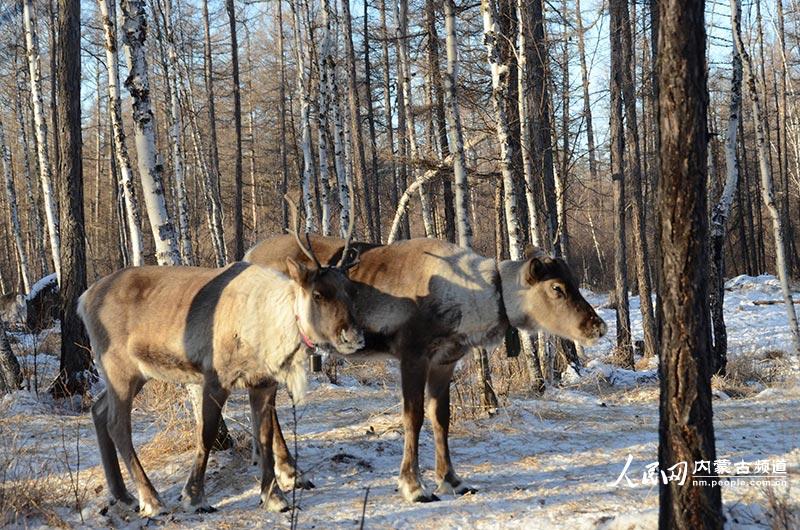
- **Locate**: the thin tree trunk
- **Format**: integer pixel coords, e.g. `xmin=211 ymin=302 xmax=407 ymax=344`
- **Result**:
xmin=274 ymin=1 xmax=288 ymax=230
xmin=342 ymin=0 xmax=375 ymax=241
xmin=0 ymin=320 xmax=22 ymax=395
xmin=575 ymin=0 xmax=597 ymax=181
xmin=364 ymin=0 xmax=382 ymax=241
xmin=120 ymin=0 xmax=181 ymax=267
xmin=201 ymin=0 xmax=227 ymax=265
xmin=610 ymin=3 xmax=633 ymax=367
xmin=317 ymin=0 xmax=335 ymax=236
xmin=483 ymin=0 xmax=525 ymax=260
xmin=517 ymin=0 xmax=540 ymax=247
xmin=615 ymin=0 xmax=657 ymax=359
xmin=709 ymin=0 xmax=744 ymax=375
xmin=225 ymin=0 xmax=244 ymax=259
xmin=98 ymin=0 xmax=146 ymax=267
xmin=732 ymin=3 xmax=800 ymax=356
xmin=657 ymin=0 xmax=723 ymax=523
xmin=244 ymin=28 xmax=258 ymax=242
xmin=380 ymin=0 xmax=399 ymax=239
xmin=54 ymin=0 xmax=93 ymax=397
xmin=23 ymin=0 xmax=61 ymax=284
xmin=427 ymin=0 xmax=455 ymax=244
xmin=396 ymin=0 xmax=434 ymax=238
xmin=0 ymin=120 xmax=31 ymax=293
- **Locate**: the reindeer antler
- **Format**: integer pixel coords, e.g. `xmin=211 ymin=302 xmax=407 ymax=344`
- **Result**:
xmin=285 ymin=194 xmax=322 ymax=268
xmin=336 ymin=177 xmax=357 ymax=269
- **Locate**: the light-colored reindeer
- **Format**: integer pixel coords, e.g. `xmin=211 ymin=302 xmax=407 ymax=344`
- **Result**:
xmin=80 ymin=204 xmax=363 ymax=516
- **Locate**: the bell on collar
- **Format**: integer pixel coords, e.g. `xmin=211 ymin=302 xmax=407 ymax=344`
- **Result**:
xmin=310 ymin=352 xmax=323 ymax=372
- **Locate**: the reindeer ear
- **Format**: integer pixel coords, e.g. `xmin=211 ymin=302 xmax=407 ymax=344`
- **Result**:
xmin=286 ymin=257 xmax=310 ymax=286
xmin=527 ymin=257 xmax=546 ymax=284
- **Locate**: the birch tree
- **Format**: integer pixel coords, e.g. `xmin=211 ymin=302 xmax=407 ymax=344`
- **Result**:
xmin=226 ymin=0 xmax=244 ymax=259
xmin=0 ymin=119 xmax=31 ymax=293
xmin=98 ymin=0 xmax=145 ymax=267
xmin=709 ymin=0 xmax=744 ymax=374
xmin=396 ymin=0 xmax=435 ymax=238
xmin=119 ymin=0 xmax=181 ymax=266
xmin=290 ymin=0 xmax=315 ymax=232
xmin=443 ymin=0 xmax=472 ymax=249
xmin=731 ymin=0 xmax=800 ymax=356
xmin=482 ymin=0 xmax=525 ymax=260
xmin=23 ymin=0 xmax=61 ymax=283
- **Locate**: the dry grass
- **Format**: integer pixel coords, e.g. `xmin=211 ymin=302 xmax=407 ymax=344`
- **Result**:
xmin=761 ymin=483 xmax=799 ymax=530
xmin=712 ymin=350 xmax=790 ymax=399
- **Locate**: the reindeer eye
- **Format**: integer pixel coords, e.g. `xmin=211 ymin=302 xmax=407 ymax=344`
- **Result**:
xmin=312 ymin=291 xmax=322 ymax=301
xmin=552 ymin=285 xmax=564 ymax=297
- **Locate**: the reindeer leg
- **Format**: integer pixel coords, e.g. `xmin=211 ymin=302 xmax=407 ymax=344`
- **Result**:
xmin=181 ymin=380 xmax=229 ymax=513
xmin=92 ymin=389 xmax=137 ymax=508
xmin=398 ymin=355 xmax=438 ymax=503
xmin=104 ymin=370 xmax=162 ymax=517
xmin=427 ymin=361 xmax=477 ymax=496
xmin=249 ymin=384 xmax=290 ymax=512
xmin=248 ymin=385 xmax=313 ymax=489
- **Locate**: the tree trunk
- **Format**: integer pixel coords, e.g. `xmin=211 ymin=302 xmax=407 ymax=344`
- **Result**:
xmin=483 ymin=0 xmax=525 ymax=261
xmin=226 ymin=0 xmax=244 ymax=260
xmin=317 ymin=0 xmax=335 ymax=236
xmin=277 ymin=0 xmax=289 ymax=230
xmin=575 ymin=0 xmax=597 ymax=182
xmin=0 ymin=119 xmax=32 ymax=293
xmin=396 ymin=0 xmax=434 ymax=239
xmin=732 ymin=1 xmax=800 ymax=356
xmin=615 ymin=0 xmax=657 ymax=359
xmin=23 ymin=0 xmax=61 ymax=284
xmin=441 ymin=0 xmax=497 ymax=409
xmin=341 ymin=0 xmax=374 ymax=241
xmin=610 ymin=4 xmax=633 ymax=367
xmin=657 ymin=0 xmax=723 ymax=524
xmin=119 ymin=0 xmax=181 ymax=267
xmin=426 ymin=0 xmax=455 ymax=244
xmin=380 ymin=0 xmax=399 ymax=240
xmin=201 ymin=0 xmax=227 ymax=265
xmin=0 ymin=320 xmax=22 ymax=395
xmin=364 ymin=0 xmax=382 ymax=241
xmin=54 ymin=0 xmax=93 ymax=397
xmin=709 ymin=0 xmax=744 ymax=375
xmin=98 ymin=0 xmax=145 ymax=267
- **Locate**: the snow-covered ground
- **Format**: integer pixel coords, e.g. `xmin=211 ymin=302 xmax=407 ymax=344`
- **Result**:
xmin=1 ymin=275 xmax=798 ymax=529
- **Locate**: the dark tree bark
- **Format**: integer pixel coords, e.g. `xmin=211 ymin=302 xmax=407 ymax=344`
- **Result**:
xmin=226 ymin=0 xmax=244 ymax=260
xmin=610 ymin=1 xmax=632 ymax=367
xmin=0 ymin=320 xmax=22 ymax=395
xmin=364 ymin=0 xmax=382 ymax=241
xmin=657 ymin=0 xmax=723 ymax=525
xmin=425 ymin=0 xmax=455 ymax=244
xmin=53 ymin=0 xmax=94 ymax=397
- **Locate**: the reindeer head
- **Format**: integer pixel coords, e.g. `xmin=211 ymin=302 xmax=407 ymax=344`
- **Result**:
xmin=287 ymin=257 xmax=364 ymax=354
xmin=284 ymin=193 xmax=364 ymax=355
xmin=499 ymin=253 xmax=607 ymax=346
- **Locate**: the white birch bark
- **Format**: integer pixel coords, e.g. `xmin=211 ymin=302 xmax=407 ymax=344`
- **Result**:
xmin=14 ymin=66 xmax=47 ymax=275
xmin=0 ymin=120 xmax=31 ymax=293
xmin=443 ymin=0 xmax=472 ymax=248
xmin=317 ymin=0 xmax=335 ymax=236
xmin=119 ymin=0 xmax=181 ymax=266
xmin=732 ymin=0 xmax=800 ymax=356
xmin=328 ymin=45 xmax=351 ymax=237
xmin=290 ymin=0 xmax=315 ymax=232
xmin=516 ymin=0 xmax=540 ymax=248
xmin=482 ymin=0 xmax=525 ymax=260
xmin=158 ymin=0 xmax=193 ymax=264
xmin=395 ymin=0 xmax=435 ymax=238
xmin=98 ymin=0 xmax=145 ymax=267
xmin=22 ymin=0 xmax=61 ymax=284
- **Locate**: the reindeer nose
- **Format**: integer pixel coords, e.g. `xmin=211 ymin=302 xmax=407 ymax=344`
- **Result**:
xmin=597 ymin=319 xmax=608 ymax=337
xmin=340 ymin=327 xmax=365 ymax=350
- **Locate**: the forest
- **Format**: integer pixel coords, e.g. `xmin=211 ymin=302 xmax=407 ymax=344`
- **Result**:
xmin=0 ymin=0 xmax=798 ymax=528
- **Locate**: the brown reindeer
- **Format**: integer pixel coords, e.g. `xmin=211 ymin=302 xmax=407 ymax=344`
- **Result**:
xmin=245 ymin=235 xmax=607 ymax=502
xmin=79 ymin=232 xmax=364 ymax=515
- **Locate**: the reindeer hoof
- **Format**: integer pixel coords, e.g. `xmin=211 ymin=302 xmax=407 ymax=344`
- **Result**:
xmin=196 ymin=505 xmax=217 ymax=514
xmin=276 ymin=469 xmax=315 ymax=491
xmin=139 ymin=499 xmax=166 ymax=518
xmin=260 ymin=491 xmax=290 ymax=513
xmin=436 ymin=481 xmax=478 ymax=496
xmin=412 ymin=492 xmax=440 ymax=503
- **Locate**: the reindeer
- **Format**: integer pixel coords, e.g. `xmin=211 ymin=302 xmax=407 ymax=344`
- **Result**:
xmin=79 ymin=216 xmax=364 ymax=516
xmin=245 ymin=235 xmax=607 ymax=503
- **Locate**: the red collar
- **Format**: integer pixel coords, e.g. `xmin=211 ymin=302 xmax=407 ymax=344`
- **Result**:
xmin=295 ymin=315 xmax=316 ymax=349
